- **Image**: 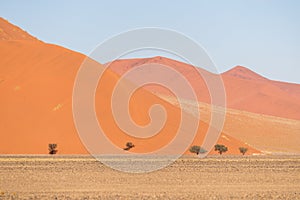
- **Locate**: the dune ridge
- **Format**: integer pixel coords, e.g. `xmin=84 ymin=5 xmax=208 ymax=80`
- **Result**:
xmin=109 ymin=57 xmax=300 ymax=120
xmin=0 ymin=18 xmax=39 ymax=41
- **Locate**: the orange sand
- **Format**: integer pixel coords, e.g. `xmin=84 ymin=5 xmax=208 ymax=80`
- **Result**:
xmin=0 ymin=18 xmax=260 ymax=155
xmin=109 ymin=58 xmax=300 ymax=120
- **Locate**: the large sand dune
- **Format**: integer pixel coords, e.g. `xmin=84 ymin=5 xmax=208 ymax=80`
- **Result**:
xmin=108 ymin=57 xmax=300 ymax=154
xmin=109 ymin=57 xmax=300 ymax=120
xmin=0 ymin=18 xmax=259 ymax=155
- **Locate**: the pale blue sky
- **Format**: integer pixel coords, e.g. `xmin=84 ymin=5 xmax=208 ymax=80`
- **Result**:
xmin=1 ymin=0 xmax=299 ymax=83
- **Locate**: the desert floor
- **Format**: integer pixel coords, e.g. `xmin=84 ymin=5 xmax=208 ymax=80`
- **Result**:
xmin=0 ymin=155 xmax=300 ymax=199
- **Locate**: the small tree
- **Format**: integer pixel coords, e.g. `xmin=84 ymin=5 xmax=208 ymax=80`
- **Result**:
xmin=239 ymin=147 xmax=248 ymax=155
xmin=214 ymin=144 xmax=228 ymax=155
xmin=189 ymin=145 xmax=207 ymax=155
xmin=123 ymin=142 xmax=135 ymax=151
xmin=48 ymin=143 xmax=58 ymax=155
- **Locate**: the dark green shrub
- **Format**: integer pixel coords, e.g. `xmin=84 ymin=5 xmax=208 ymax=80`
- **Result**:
xmin=239 ymin=147 xmax=248 ymax=155
xmin=189 ymin=145 xmax=207 ymax=155
xmin=214 ymin=144 xmax=228 ymax=155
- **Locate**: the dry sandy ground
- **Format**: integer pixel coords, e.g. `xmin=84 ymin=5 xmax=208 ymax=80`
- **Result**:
xmin=0 ymin=155 xmax=300 ymax=199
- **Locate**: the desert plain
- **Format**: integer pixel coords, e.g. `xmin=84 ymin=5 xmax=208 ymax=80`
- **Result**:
xmin=0 ymin=155 xmax=300 ymax=199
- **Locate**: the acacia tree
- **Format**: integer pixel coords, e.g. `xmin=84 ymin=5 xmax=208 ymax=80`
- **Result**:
xmin=123 ymin=142 xmax=135 ymax=151
xmin=214 ymin=144 xmax=228 ymax=155
xmin=189 ymin=145 xmax=207 ymax=155
xmin=239 ymin=147 xmax=248 ymax=155
xmin=48 ymin=144 xmax=58 ymax=155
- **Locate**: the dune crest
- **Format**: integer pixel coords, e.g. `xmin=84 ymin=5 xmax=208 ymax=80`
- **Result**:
xmin=0 ymin=17 xmax=39 ymax=41
xmin=223 ymin=65 xmax=268 ymax=81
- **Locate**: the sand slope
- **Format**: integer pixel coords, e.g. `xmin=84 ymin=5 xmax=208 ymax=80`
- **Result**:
xmin=0 ymin=18 xmax=258 ymax=155
xmin=109 ymin=57 xmax=300 ymax=120
xmin=159 ymin=95 xmax=300 ymax=154
xmin=108 ymin=57 xmax=300 ymax=154
xmin=222 ymin=67 xmax=300 ymax=120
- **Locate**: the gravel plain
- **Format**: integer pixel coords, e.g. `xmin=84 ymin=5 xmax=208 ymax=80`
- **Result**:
xmin=0 ymin=155 xmax=300 ymax=199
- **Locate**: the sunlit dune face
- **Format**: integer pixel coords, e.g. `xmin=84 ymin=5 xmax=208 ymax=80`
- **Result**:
xmin=95 ymin=69 xmax=183 ymax=153
xmin=0 ymin=40 xmax=260 ymax=155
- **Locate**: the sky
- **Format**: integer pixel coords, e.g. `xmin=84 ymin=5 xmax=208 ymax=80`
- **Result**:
xmin=1 ymin=0 xmax=300 ymax=83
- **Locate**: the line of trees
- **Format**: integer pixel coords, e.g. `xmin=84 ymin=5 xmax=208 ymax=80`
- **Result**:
xmin=48 ymin=142 xmax=248 ymax=155
xmin=189 ymin=144 xmax=248 ymax=156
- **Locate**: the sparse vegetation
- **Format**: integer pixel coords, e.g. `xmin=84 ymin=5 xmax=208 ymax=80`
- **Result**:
xmin=48 ymin=144 xmax=58 ymax=155
xmin=214 ymin=144 xmax=228 ymax=155
xmin=239 ymin=147 xmax=248 ymax=155
xmin=123 ymin=142 xmax=135 ymax=151
xmin=189 ymin=145 xmax=207 ymax=155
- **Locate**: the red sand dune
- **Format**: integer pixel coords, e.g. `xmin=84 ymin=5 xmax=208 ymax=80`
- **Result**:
xmin=109 ymin=57 xmax=300 ymax=120
xmin=222 ymin=67 xmax=300 ymax=120
xmin=107 ymin=57 xmax=212 ymax=104
xmin=0 ymin=18 xmax=39 ymax=41
xmin=0 ymin=18 xmax=258 ymax=155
